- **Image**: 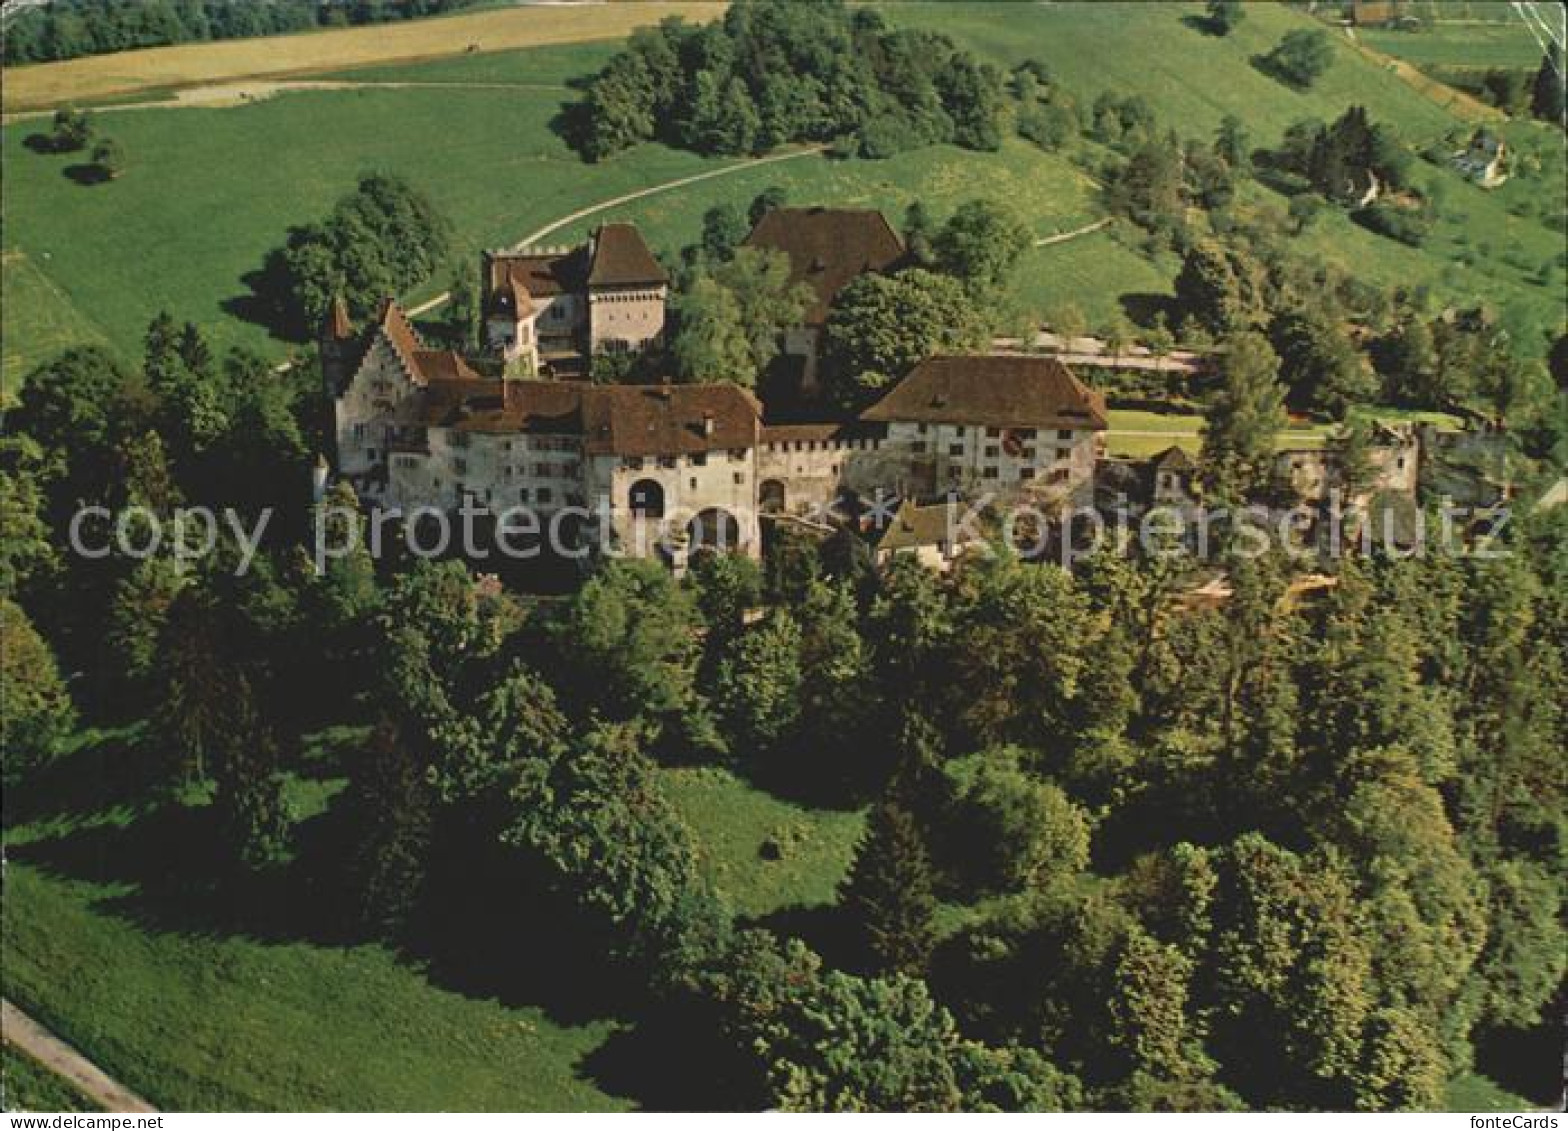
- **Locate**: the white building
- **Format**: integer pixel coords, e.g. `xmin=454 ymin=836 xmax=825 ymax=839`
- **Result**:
xmin=859 ymin=354 xmax=1109 ymax=506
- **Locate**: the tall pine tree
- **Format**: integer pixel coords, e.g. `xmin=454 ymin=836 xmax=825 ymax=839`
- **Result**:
xmin=841 ymin=795 xmax=938 ymax=977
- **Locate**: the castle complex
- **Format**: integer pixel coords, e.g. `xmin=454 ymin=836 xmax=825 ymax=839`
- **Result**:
xmin=326 ymin=214 xmax=1435 ymax=568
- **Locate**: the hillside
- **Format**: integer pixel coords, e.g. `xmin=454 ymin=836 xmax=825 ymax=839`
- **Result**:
xmin=1 ymin=1 xmax=1561 ymax=386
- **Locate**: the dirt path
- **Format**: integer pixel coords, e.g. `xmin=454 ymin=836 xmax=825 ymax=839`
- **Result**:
xmin=1033 ymin=217 xmax=1112 ymax=247
xmin=509 ymin=144 xmax=830 ymax=248
xmin=1 ymin=999 xmax=157 ymax=1113
xmin=1 ymin=78 xmax=571 ymax=122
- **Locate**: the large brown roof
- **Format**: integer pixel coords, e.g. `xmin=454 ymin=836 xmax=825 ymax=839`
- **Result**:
xmin=586 ymin=223 xmax=669 ymax=288
xmin=861 ymin=355 xmax=1109 ymax=430
xmin=744 ymin=207 xmax=905 ymax=325
xmin=420 ymin=379 xmax=760 ymax=456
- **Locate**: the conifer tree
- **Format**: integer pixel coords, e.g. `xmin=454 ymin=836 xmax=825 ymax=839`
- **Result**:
xmin=841 ymin=795 xmax=938 ymax=977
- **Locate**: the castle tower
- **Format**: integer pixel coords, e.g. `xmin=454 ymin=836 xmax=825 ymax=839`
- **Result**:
xmin=320 ymin=295 xmax=356 ymax=395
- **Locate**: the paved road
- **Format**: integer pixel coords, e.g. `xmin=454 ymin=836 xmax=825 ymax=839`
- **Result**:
xmin=2 ymin=999 xmax=157 ymax=1113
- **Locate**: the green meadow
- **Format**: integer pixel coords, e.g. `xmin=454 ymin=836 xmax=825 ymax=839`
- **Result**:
xmin=1359 ymin=23 xmax=1545 ymax=70
xmin=4 ymin=1 xmax=1561 ymax=388
xmin=2 ymin=728 xmax=863 ymax=1110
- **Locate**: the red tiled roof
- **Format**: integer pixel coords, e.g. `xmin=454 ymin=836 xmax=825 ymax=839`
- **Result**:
xmin=861 ymin=355 xmax=1109 ymax=430
xmin=587 ymin=223 xmax=668 ymax=288
xmin=483 ymin=250 xmax=583 ymax=317
xmin=363 ymin=300 xmax=483 ymax=386
xmin=744 ymin=207 xmax=905 ymax=325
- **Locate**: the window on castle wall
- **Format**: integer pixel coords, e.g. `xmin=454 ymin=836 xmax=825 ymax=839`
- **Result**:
xmin=733 ymin=472 xmax=744 ymax=485
xmin=949 ymin=445 xmax=963 ymax=456
xmin=1057 ymin=429 xmax=1073 ymax=440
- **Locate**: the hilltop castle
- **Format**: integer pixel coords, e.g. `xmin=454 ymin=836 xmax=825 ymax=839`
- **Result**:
xmin=325 ymin=215 xmax=1432 ymax=568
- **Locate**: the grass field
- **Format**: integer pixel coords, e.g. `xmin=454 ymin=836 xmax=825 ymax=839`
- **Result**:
xmin=1358 ymin=23 xmax=1544 ymax=70
xmin=660 ymin=766 xmax=864 ymax=920
xmin=892 ymin=1 xmax=1460 ymax=139
xmin=0 ymin=727 xmax=865 ymax=1111
xmin=1 ymin=2 xmax=1560 ymax=395
xmin=0 ymin=250 xmax=112 ymax=397
xmin=1100 ymin=406 xmax=1462 ymax=459
xmin=1 ymin=1046 xmax=100 ymax=1112
xmin=0 ymin=79 xmax=1104 ymax=374
xmin=0 ymin=3 xmax=724 ymax=112
xmin=1 ymin=728 xmax=630 ymax=1111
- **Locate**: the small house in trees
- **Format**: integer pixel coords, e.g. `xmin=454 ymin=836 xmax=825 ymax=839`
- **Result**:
xmin=874 ymin=498 xmax=978 ymax=572
xmin=481 ymin=222 xmax=669 ymax=377
xmin=1150 ymin=444 xmax=1199 ymax=507
xmin=743 ymin=207 xmax=906 ymax=393
xmin=1451 ymin=130 xmax=1508 ymax=188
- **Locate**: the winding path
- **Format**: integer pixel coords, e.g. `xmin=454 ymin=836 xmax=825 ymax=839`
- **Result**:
xmin=508 ymin=144 xmax=830 ymax=249
xmin=405 ymin=144 xmax=831 ymax=318
xmin=2 ymin=998 xmax=157 ymax=1113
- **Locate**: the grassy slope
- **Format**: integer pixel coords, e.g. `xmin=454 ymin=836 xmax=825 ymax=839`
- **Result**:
xmin=1 ymin=1046 xmax=99 ymax=1113
xmin=2 ymin=732 xmax=861 ymax=1110
xmin=890 ymin=1 xmax=1563 ymax=344
xmin=1445 ymin=1072 xmax=1535 ymax=1112
xmin=0 ymin=250 xmax=111 ymax=396
xmin=891 ymin=0 xmax=1459 ymax=138
xmin=3 ymin=1 xmax=1560 ymax=383
xmin=660 ymin=766 xmax=864 ymax=919
xmin=1358 ymin=23 xmax=1543 ymax=70
xmin=2 ymin=866 xmax=627 ymax=1112
xmin=1 ymin=732 xmax=626 ymax=1112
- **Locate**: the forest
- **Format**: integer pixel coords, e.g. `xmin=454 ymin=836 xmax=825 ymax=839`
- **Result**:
xmin=567 ymin=0 xmax=1005 ymax=161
